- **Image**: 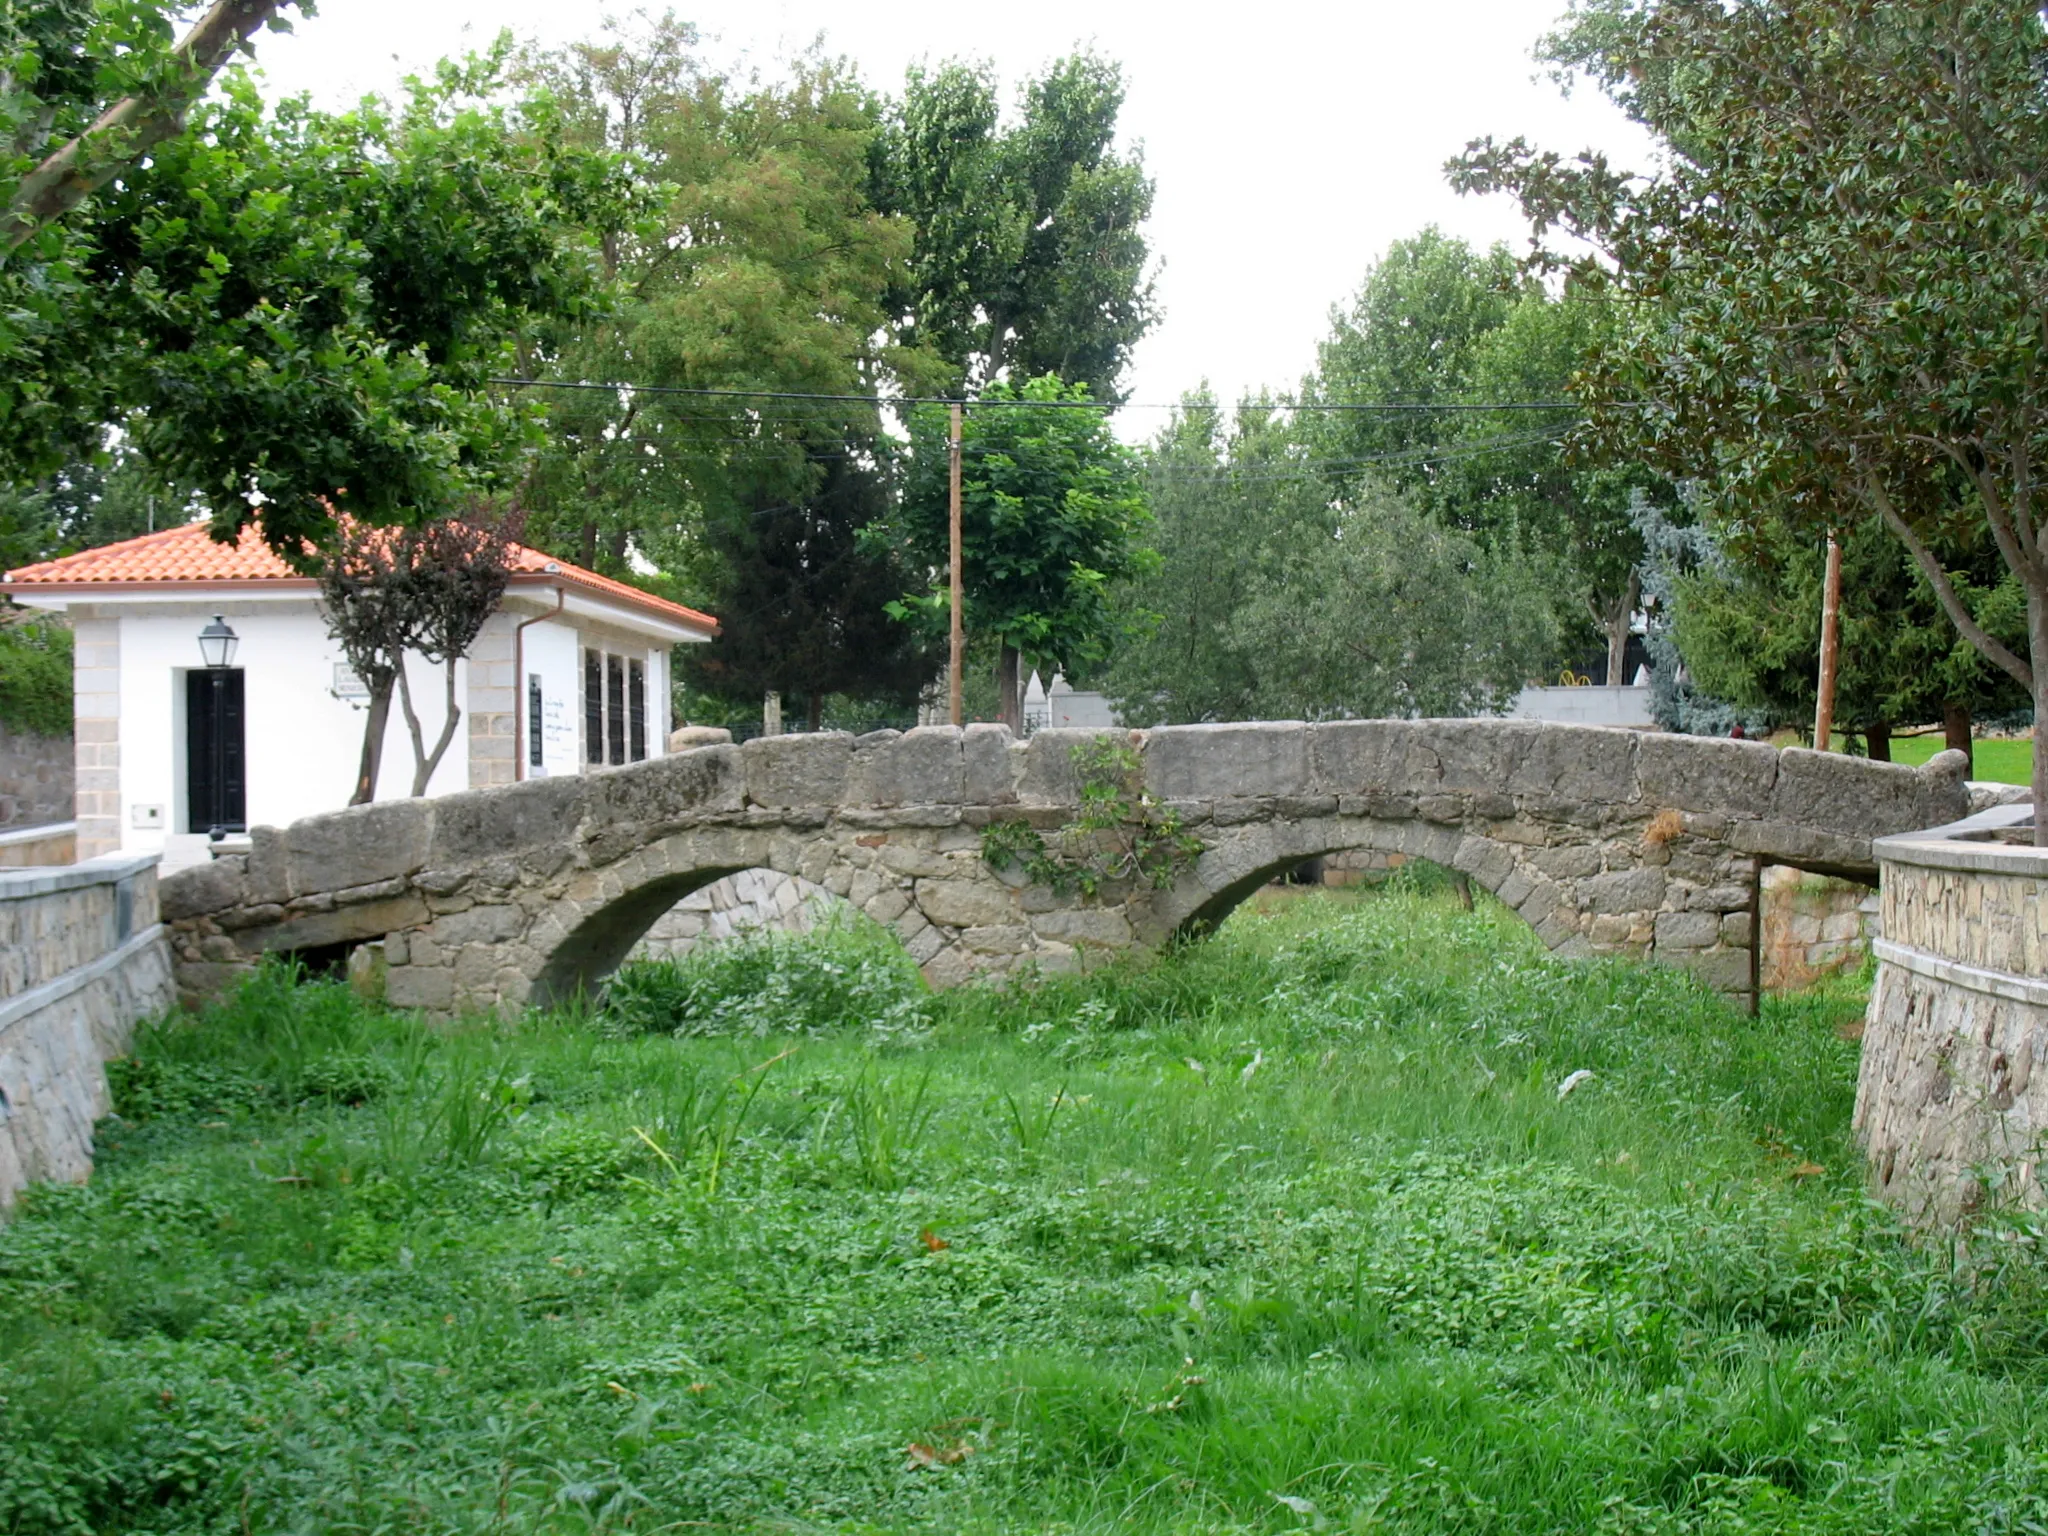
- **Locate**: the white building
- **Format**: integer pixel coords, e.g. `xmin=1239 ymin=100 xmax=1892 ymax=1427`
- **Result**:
xmin=1 ymin=522 xmax=717 ymax=866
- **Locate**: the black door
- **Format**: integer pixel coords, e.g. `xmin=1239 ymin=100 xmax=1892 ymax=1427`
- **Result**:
xmin=186 ymin=668 xmax=246 ymax=833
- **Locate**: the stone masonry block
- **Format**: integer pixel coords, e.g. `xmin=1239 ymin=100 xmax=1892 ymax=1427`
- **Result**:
xmin=158 ymin=858 xmax=246 ymax=921
xmin=1637 ymin=732 xmax=1778 ymax=816
xmin=430 ymin=773 xmax=587 ymax=867
xmin=1581 ymin=866 xmax=1666 ymax=916
xmin=913 ymin=877 xmax=1016 ymax=929
xmin=743 ymin=732 xmax=853 ymax=809
xmin=1309 ymin=721 xmax=1431 ymax=797
xmin=286 ymin=797 xmax=433 ymax=897
xmin=1772 ymin=747 xmax=1965 ymax=839
xmin=585 ymin=746 xmax=742 ymax=828
xmin=1018 ymin=728 xmax=1120 ymax=806
xmin=385 ymin=964 xmax=455 ymax=1011
xmin=850 ymin=725 xmax=963 ymax=807
xmin=963 ymin=723 xmax=1017 ymax=804
xmin=1144 ymin=722 xmax=1308 ymax=802
xmin=1502 ymin=722 xmax=1642 ymax=805
xmin=1654 ymin=909 xmax=1721 ymax=950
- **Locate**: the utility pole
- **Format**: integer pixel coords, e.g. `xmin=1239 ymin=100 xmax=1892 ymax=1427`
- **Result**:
xmin=1813 ymin=532 xmax=1844 ymax=750
xmin=948 ymin=401 xmax=964 ymax=728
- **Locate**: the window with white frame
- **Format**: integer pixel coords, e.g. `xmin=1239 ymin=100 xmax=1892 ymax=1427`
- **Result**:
xmin=583 ymin=646 xmax=649 ymax=767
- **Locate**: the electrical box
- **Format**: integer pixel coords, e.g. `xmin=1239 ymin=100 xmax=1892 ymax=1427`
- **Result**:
xmin=131 ymin=804 xmax=164 ymax=829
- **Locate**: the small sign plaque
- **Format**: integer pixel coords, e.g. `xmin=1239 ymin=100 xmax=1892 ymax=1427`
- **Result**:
xmin=333 ymin=663 xmax=370 ymax=700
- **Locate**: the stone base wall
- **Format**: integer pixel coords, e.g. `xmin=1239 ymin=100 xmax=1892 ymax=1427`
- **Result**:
xmin=1855 ymin=818 xmax=2048 ymax=1228
xmin=0 ymin=723 xmax=72 ymax=832
xmin=633 ymin=869 xmax=843 ymax=958
xmin=1760 ymin=865 xmax=1877 ymax=990
xmin=0 ymin=854 xmax=172 ymax=1212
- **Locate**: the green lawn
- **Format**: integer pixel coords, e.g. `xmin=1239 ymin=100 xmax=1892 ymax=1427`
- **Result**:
xmin=1884 ymin=732 xmax=2032 ymax=783
xmin=6 ymin=888 xmax=2048 ymax=1534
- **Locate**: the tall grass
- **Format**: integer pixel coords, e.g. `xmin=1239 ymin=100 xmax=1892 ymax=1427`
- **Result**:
xmin=3 ymin=889 xmax=2046 ymax=1533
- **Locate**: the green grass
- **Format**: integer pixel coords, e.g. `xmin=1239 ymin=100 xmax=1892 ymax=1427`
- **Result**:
xmin=1882 ymin=732 xmax=2032 ymax=784
xmin=6 ymin=886 xmax=2048 ymax=1534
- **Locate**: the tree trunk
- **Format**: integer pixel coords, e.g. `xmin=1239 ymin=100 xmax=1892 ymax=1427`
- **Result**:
xmin=2 ymin=0 xmax=286 ymax=251
xmin=579 ymin=520 xmax=598 ymax=571
xmin=998 ymin=643 xmax=1021 ymax=733
xmin=806 ymin=692 xmax=823 ymax=733
xmin=397 ymin=658 xmax=463 ymax=797
xmin=1943 ymin=700 xmax=1973 ymax=758
xmin=349 ymin=676 xmax=394 ymax=806
xmin=1601 ymin=569 xmax=1640 ymax=685
xmin=1865 ymin=722 xmax=1891 ymax=763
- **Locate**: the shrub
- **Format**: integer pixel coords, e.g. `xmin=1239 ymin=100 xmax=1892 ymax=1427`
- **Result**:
xmin=0 ymin=620 xmax=71 ymax=737
xmin=602 ymin=919 xmax=931 ymax=1041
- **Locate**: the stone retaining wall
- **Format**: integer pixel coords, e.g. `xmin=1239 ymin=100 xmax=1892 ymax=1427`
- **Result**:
xmin=0 ymin=722 xmax=72 ymax=832
xmin=0 ymin=853 xmax=173 ymax=1211
xmin=1855 ymin=808 xmax=2048 ymax=1227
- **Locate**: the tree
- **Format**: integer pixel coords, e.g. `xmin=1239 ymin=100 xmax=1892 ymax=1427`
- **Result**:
xmin=1299 ymin=229 xmax=1665 ymax=680
xmin=871 ymin=53 xmax=1156 ymax=399
xmin=1670 ymin=517 xmax=2028 ymax=756
xmin=0 ymin=0 xmax=305 ymax=491
xmin=93 ymin=52 xmax=620 ymax=559
xmin=889 ymin=375 xmax=1155 ymax=730
xmin=0 ymin=440 xmax=178 ymax=570
xmin=1454 ymin=0 xmax=2048 ymax=832
xmin=317 ymin=512 xmax=519 ymax=804
xmin=682 ymin=446 xmax=940 ymax=730
xmin=1105 ymin=393 xmax=1559 ymax=724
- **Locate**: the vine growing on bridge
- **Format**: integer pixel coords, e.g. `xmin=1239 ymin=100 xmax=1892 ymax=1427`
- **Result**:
xmin=980 ymin=738 xmax=1204 ymax=898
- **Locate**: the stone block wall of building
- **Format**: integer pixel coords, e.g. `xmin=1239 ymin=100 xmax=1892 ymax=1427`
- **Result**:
xmin=0 ymin=722 xmax=73 ymax=832
xmin=1855 ymin=815 xmax=2048 ymax=1227
xmin=466 ymin=611 xmax=518 ymax=790
xmin=0 ymin=853 xmax=172 ymax=1211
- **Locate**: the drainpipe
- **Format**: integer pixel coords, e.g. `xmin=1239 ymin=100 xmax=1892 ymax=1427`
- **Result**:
xmin=513 ymin=584 xmax=567 ymax=782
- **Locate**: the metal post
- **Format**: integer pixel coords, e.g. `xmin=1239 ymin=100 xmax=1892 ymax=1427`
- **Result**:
xmin=208 ymin=668 xmax=226 ymax=839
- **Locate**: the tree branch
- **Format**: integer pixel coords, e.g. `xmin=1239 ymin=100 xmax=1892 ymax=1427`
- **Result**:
xmin=1 ymin=0 xmax=288 ymax=253
xmin=1864 ymin=471 xmax=2033 ymax=689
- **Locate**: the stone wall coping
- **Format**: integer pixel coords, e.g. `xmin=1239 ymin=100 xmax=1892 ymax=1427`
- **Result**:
xmin=0 ymin=850 xmax=158 ymax=902
xmin=1873 ymin=803 xmax=2047 ymax=877
xmin=0 ymin=921 xmax=166 ymax=1034
xmin=1871 ymin=936 xmax=2048 ymax=1009
xmin=0 ymin=819 xmax=76 ymax=849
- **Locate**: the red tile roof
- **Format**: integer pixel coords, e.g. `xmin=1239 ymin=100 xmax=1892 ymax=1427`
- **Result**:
xmin=1 ymin=520 xmax=718 ymax=633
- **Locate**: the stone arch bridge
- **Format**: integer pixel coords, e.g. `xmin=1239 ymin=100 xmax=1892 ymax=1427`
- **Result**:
xmin=160 ymin=721 xmax=1969 ymax=1015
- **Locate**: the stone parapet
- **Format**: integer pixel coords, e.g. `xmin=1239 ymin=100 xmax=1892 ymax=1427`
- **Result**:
xmin=0 ymin=851 xmax=173 ymax=1211
xmin=1856 ymin=806 xmax=2048 ymax=1227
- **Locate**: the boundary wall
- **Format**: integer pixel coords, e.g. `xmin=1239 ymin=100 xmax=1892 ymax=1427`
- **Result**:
xmin=0 ymin=852 xmax=172 ymax=1209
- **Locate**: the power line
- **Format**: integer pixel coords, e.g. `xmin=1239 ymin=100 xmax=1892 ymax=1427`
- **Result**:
xmin=488 ymin=376 xmax=1637 ymax=415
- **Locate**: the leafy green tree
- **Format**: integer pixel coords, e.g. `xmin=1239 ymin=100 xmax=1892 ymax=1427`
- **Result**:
xmin=0 ymin=0 xmax=305 ymax=491
xmin=872 ymin=53 xmax=1156 ymax=398
xmin=515 ymin=18 xmax=944 ymax=719
xmin=1455 ymin=0 xmax=2048 ymax=829
xmin=0 ymin=442 xmax=181 ymax=570
xmin=93 ymin=53 xmax=620 ymax=558
xmin=1103 ymin=394 xmax=1309 ymax=724
xmin=683 ymin=446 xmax=940 ymax=730
xmin=889 ymin=375 xmax=1154 ymax=730
xmin=1301 ymin=230 xmax=1663 ymax=679
xmin=1671 ymin=518 xmax=2028 ymax=755
xmin=0 ymin=617 xmax=71 ymax=737
xmin=1106 ymin=393 xmax=1558 ymax=724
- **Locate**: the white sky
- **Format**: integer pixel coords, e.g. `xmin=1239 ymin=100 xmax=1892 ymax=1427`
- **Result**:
xmin=250 ymin=1 xmax=1655 ymax=423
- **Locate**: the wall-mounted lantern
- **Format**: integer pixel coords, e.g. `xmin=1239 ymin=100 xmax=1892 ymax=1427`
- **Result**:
xmin=196 ymin=615 xmax=239 ymax=670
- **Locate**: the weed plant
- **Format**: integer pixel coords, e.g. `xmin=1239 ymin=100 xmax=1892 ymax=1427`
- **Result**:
xmin=4 ymin=889 xmax=2048 ymax=1533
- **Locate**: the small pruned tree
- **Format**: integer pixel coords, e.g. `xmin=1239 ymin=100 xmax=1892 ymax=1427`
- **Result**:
xmin=318 ymin=511 xmax=520 ymax=804
xmin=396 ymin=512 xmax=520 ymax=796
